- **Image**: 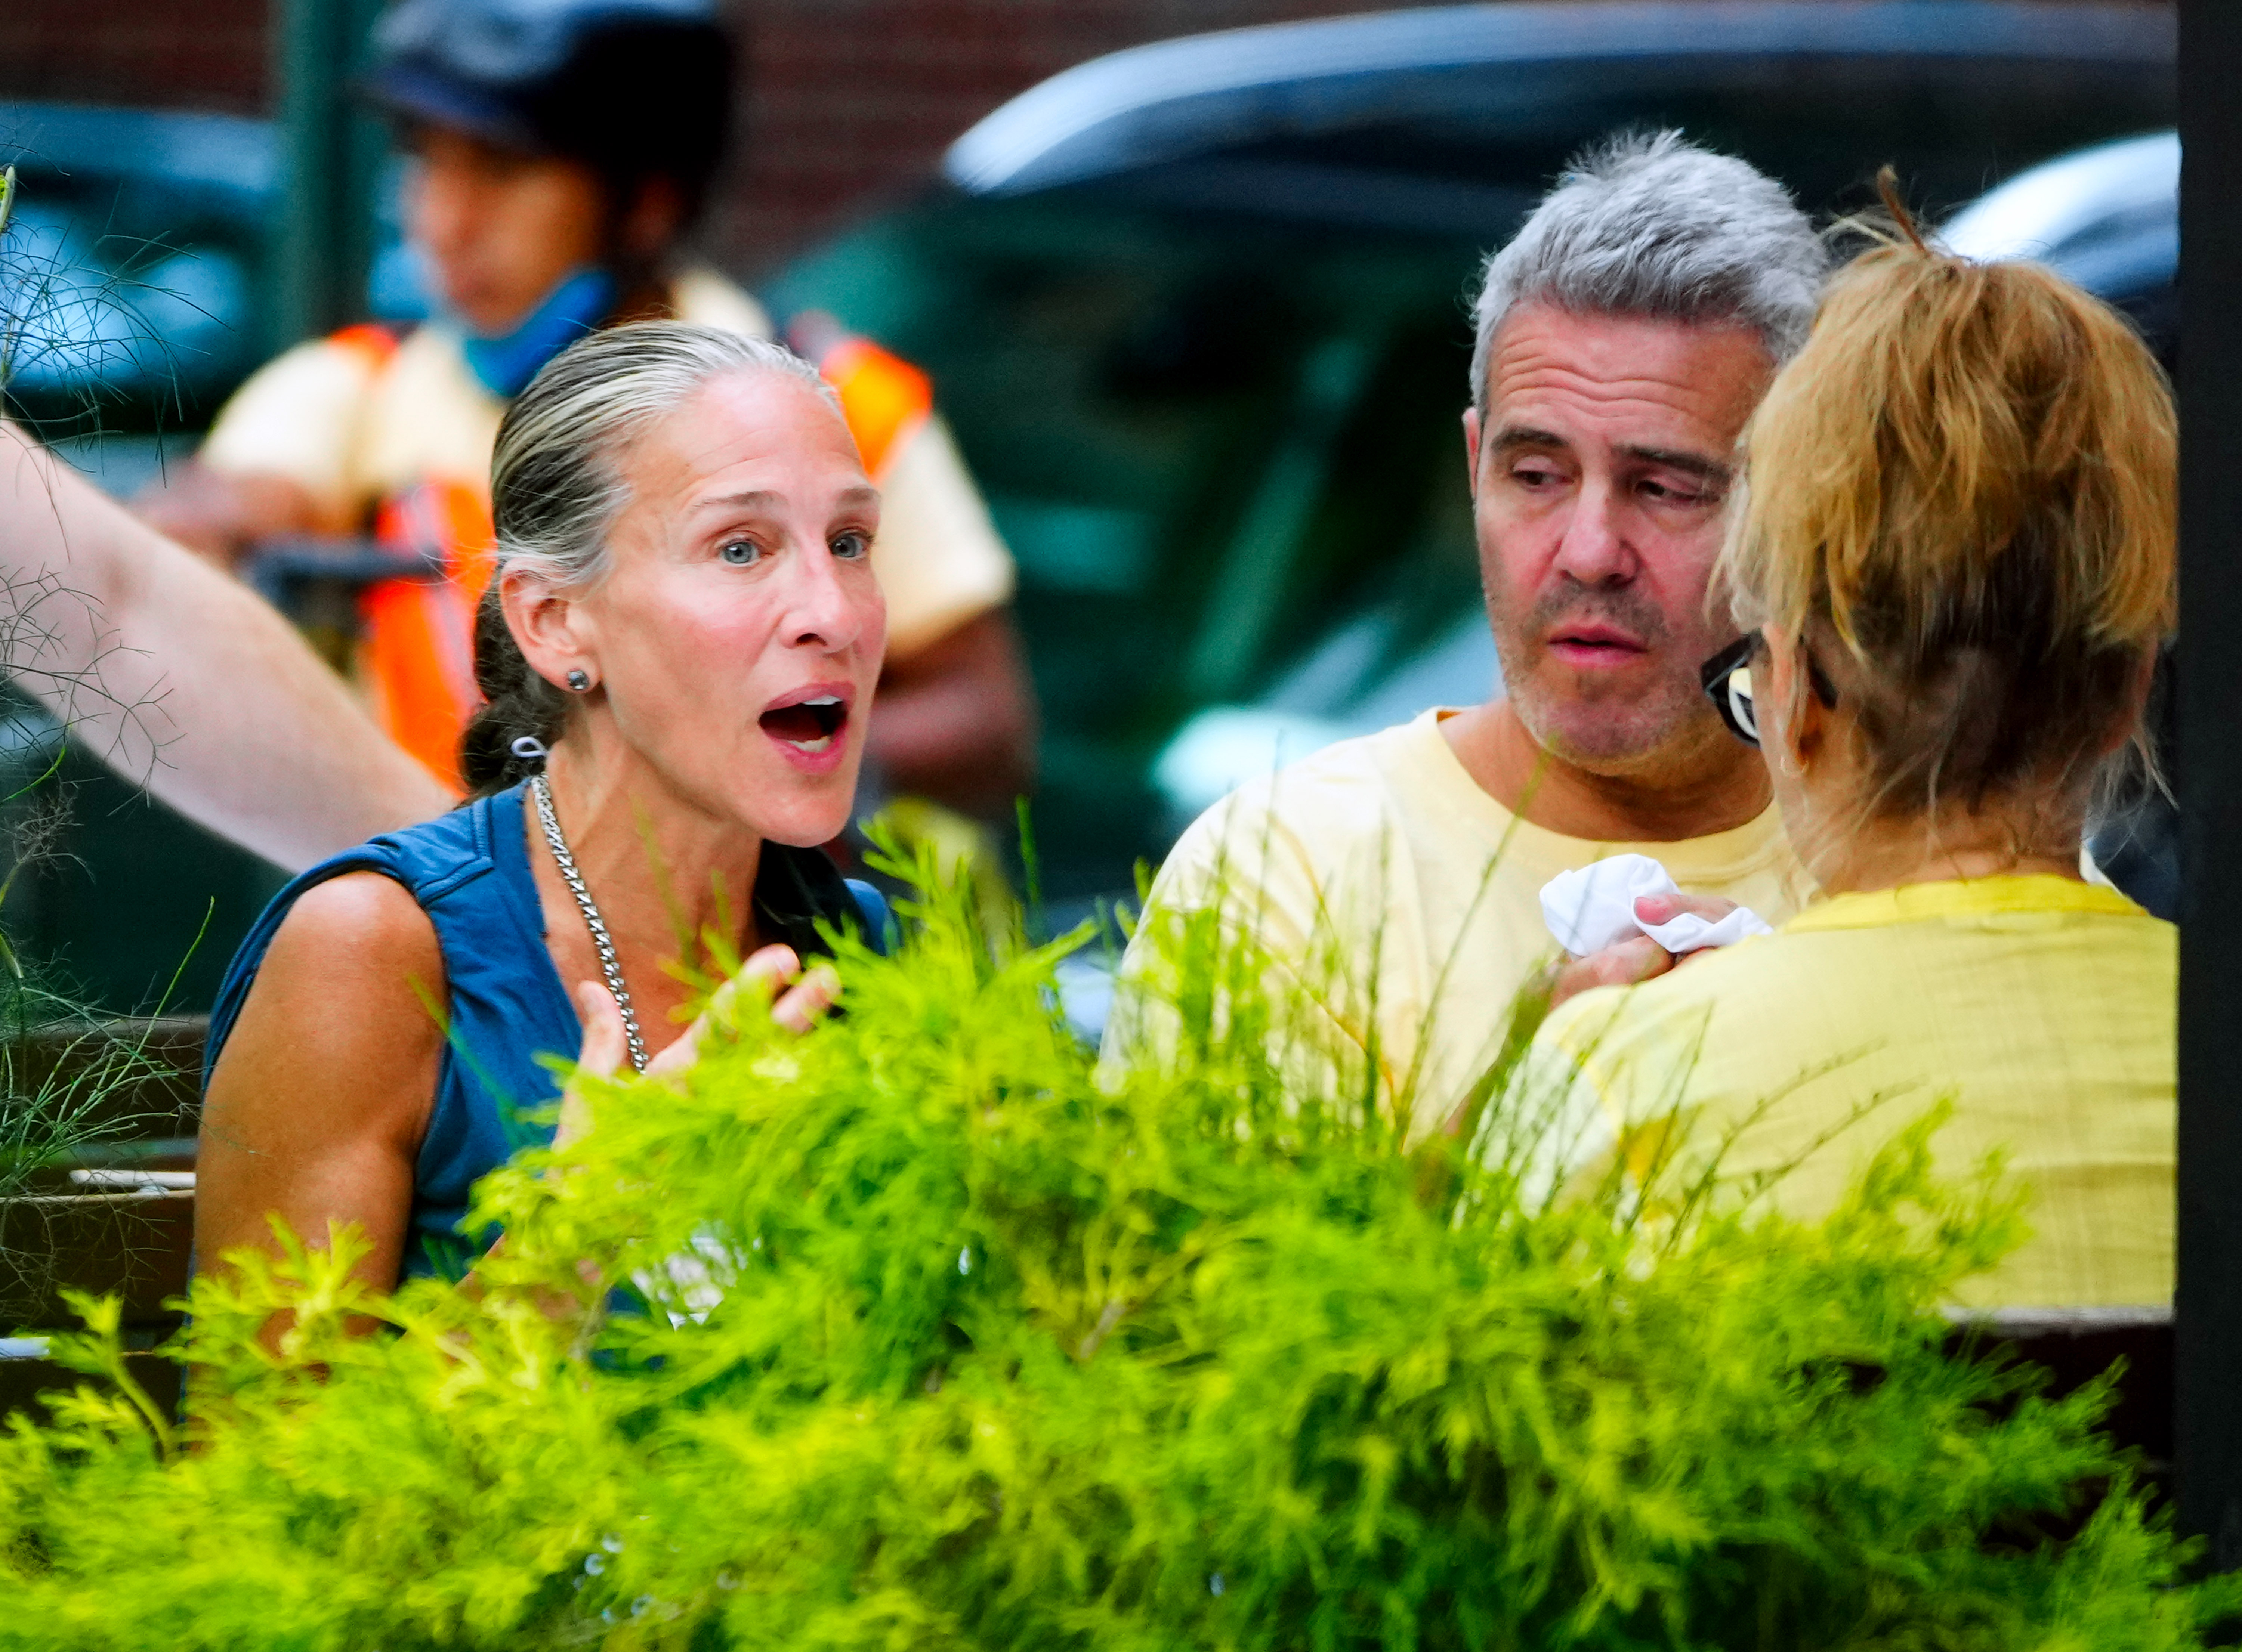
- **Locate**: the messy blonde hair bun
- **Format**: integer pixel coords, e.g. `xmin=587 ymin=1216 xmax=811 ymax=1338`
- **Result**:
xmin=1720 ymin=170 xmax=2175 ymax=822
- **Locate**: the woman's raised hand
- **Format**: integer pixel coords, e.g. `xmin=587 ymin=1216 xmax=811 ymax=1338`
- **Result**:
xmin=1543 ymin=892 xmax=1743 ymax=1012
xmin=555 ymin=946 xmax=843 ymax=1147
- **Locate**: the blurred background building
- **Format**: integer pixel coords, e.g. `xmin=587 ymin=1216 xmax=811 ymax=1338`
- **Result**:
xmin=0 ymin=0 xmax=1463 ymax=272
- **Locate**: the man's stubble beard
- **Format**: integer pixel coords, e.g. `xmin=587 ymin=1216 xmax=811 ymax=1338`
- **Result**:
xmin=1487 ymin=577 xmax=1732 ymax=784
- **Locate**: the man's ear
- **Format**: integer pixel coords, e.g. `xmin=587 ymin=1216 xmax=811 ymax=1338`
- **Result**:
xmin=1462 ymin=405 xmax=1482 ymax=502
xmin=502 ymin=565 xmax=591 ymax=690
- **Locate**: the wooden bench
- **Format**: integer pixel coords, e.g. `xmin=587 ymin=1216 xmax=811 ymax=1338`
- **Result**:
xmin=0 ymin=1017 xmax=204 ymax=1422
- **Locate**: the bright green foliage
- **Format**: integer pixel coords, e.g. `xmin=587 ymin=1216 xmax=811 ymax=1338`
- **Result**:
xmin=0 ymin=870 xmax=2232 ymax=1649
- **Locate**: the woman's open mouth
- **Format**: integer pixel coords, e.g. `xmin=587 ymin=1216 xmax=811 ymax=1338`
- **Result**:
xmin=759 ymin=694 xmax=849 ymax=755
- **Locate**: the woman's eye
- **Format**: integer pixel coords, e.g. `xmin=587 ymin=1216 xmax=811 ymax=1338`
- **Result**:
xmin=718 ymin=539 xmax=762 ymax=566
xmin=831 ymin=531 xmax=871 ymax=561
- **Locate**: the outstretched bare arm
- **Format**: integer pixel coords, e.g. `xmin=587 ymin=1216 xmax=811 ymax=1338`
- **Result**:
xmin=0 ymin=424 xmax=452 ymax=869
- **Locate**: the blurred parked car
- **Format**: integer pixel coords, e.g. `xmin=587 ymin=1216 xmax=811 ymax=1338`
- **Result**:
xmin=775 ymin=0 xmax=2174 ymax=923
xmin=0 ymin=1 xmax=2177 ymax=1009
xmin=0 ymin=106 xmax=269 ymax=466
xmin=0 ymin=104 xmax=421 ymax=487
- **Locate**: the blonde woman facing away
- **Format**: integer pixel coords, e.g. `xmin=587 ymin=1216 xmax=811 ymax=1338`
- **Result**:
xmin=197 ymin=324 xmax=888 ymax=1289
xmin=1520 ymin=193 xmax=2176 ymax=1312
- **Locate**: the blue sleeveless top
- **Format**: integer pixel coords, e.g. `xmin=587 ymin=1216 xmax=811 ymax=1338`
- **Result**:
xmin=204 ymin=782 xmax=887 ymax=1282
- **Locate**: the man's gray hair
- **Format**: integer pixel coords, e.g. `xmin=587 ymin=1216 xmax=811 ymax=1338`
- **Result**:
xmin=1469 ymin=131 xmax=1826 ymax=408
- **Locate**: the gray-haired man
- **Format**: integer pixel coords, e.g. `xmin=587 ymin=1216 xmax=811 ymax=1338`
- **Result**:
xmin=1106 ymin=133 xmax=1828 ymax=1133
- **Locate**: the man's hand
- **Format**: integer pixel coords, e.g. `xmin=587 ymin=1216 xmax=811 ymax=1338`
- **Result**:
xmin=555 ymin=946 xmax=843 ymax=1148
xmin=1544 ymin=892 xmax=1743 ymax=1011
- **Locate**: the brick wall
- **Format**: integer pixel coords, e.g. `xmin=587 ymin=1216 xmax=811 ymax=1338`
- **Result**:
xmin=0 ymin=0 xmax=2173 ymax=273
xmin=0 ymin=0 xmax=1471 ymax=272
xmin=0 ymin=0 xmax=268 ymax=117
xmin=725 ymin=0 xmax=1435 ymax=267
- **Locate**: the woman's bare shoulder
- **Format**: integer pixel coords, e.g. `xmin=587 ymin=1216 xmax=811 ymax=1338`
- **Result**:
xmin=201 ymin=872 xmax=444 ymax=1284
xmin=265 ymin=870 xmax=444 ymax=986
xmin=220 ymin=870 xmax=447 ymax=1078
xmin=271 ymin=869 xmax=442 ymax=967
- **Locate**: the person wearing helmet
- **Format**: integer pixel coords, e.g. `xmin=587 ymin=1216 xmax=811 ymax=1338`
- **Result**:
xmin=140 ymin=0 xmax=1034 ymax=823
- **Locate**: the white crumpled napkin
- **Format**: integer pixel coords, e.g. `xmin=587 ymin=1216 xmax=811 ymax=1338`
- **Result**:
xmin=1539 ymin=853 xmax=1774 ymax=958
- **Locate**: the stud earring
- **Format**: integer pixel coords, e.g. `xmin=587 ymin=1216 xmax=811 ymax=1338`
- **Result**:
xmin=566 ymin=669 xmax=592 ymax=693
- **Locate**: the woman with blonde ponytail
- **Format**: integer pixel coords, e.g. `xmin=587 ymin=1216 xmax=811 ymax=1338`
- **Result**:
xmin=1525 ymin=185 xmax=2178 ymax=1311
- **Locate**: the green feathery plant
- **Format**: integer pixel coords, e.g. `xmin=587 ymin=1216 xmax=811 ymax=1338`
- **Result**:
xmin=0 ymin=844 xmax=2232 ymax=1649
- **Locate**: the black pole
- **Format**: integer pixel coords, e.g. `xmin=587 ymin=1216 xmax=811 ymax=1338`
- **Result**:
xmin=271 ymin=0 xmax=386 ymax=349
xmin=2175 ymin=0 xmax=2242 ymax=1562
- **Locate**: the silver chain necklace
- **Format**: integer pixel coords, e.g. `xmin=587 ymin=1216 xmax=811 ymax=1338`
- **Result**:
xmin=529 ymin=771 xmax=648 ymax=1073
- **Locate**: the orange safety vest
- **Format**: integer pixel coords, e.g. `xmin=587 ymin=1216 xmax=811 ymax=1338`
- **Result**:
xmin=344 ymin=326 xmax=934 ymax=789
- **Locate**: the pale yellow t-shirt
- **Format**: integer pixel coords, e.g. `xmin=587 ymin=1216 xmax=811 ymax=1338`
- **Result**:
xmin=196 ymin=269 xmax=1014 ymax=656
xmin=1104 ymin=707 xmax=1815 ymax=1142
xmin=1524 ymin=876 xmax=2175 ymax=1310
